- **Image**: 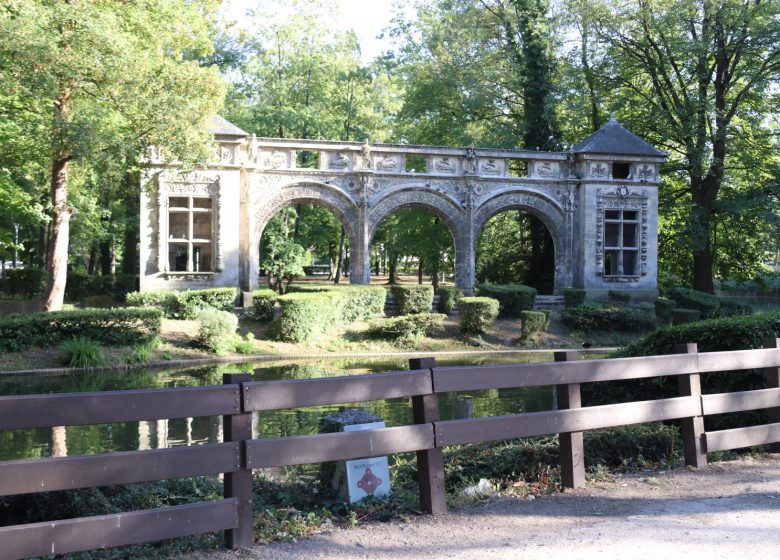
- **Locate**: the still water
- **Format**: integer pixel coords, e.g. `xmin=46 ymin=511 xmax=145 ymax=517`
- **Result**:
xmin=0 ymin=352 xmax=606 ymax=461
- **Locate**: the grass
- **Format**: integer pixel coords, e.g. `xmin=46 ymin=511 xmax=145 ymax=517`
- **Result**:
xmin=60 ymin=336 xmax=108 ymax=368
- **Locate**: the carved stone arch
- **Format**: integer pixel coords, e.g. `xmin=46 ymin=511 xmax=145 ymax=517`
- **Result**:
xmin=473 ymin=190 xmax=572 ymax=293
xmin=246 ymin=181 xmax=360 ymax=290
xmin=367 ymin=188 xmax=465 ymax=242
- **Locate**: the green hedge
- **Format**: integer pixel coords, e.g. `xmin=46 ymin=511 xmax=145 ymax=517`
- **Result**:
xmin=274 ymin=285 xmax=386 ymax=343
xmin=126 ymin=288 xmax=237 ymax=319
xmin=563 ymin=288 xmax=586 ymax=308
xmin=251 ymin=289 xmax=278 ymax=321
xmin=608 ymin=290 xmax=631 ymax=304
xmin=390 ymin=285 xmax=434 ymax=315
xmin=459 ymin=296 xmax=499 ymax=334
xmin=437 ymin=287 xmax=463 ymax=314
xmin=561 ymin=303 xmax=657 ymax=331
xmin=520 ymin=310 xmax=547 ymax=340
xmin=368 ymin=313 xmax=446 ymax=342
xmin=666 ymin=287 xmax=752 ymax=319
xmin=671 ymin=308 xmax=700 ymax=324
xmin=64 ymin=273 xmax=137 ymax=302
xmin=0 ymin=268 xmax=45 ymax=299
xmin=0 ymin=308 xmax=162 ymax=352
xmin=654 ymin=298 xmax=675 ymax=323
xmin=476 ymin=284 xmax=537 ymax=318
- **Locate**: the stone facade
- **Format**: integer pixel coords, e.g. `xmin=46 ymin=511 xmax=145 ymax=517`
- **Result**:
xmin=140 ymin=117 xmax=666 ymax=297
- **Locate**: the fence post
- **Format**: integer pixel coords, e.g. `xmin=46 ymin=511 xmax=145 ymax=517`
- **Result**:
xmin=555 ymin=351 xmax=585 ymax=488
xmin=409 ymin=357 xmax=447 ymax=514
xmin=675 ymin=343 xmax=707 ymax=467
xmin=762 ymin=338 xmax=780 ymax=453
xmin=223 ymin=373 xmax=254 ymax=548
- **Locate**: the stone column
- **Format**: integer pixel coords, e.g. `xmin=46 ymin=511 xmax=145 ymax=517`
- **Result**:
xmin=350 ymin=174 xmax=372 ymax=285
xmin=455 ymin=182 xmax=476 ymax=294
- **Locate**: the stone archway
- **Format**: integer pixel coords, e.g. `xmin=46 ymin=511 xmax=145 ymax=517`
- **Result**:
xmin=245 ymin=181 xmax=360 ymax=291
xmin=367 ymin=188 xmax=469 ymax=288
xmin=473 ymin=190 xmax=571 ymax=293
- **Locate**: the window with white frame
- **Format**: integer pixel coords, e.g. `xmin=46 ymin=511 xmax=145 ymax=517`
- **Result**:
xmin=603 ymin=209 xmax=638 ymax=276
xmin=167 ymin=195 xmax=214 ymax=272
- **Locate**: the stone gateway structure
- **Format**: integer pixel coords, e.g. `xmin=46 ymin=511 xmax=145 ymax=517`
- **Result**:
xmin=140 ymin=116 xmax=666 ymax=297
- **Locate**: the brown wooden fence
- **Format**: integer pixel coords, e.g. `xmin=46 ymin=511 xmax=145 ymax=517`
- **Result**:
xmin=1 ymin=341 xmax=779 ymax=560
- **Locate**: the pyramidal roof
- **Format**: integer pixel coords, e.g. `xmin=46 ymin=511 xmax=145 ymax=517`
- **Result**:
xmin=207 ymin=115 xmax=248 ymax=138
xmin=571 ymin=117 xmax=666 ymax=157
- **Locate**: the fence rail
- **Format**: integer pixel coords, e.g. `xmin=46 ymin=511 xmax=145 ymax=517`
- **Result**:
xmin=1 ymin=343 xmax=779 ymax=560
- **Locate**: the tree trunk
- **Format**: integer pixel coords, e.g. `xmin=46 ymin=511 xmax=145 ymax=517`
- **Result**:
xmin=431 ymin=257 xmax=440 ymax=291
xmin=100 ymin=238 xmax=112 ymax=276
xmin=87 ymin=243 xmax=97 ymax=275
xmin=417 ymin=260 xmax=423 ymax=285
xmin=334 ymin=225 xmax=346 ymax=284
xmin=388 ymin=252 xmax=398 ymax=284
xmin=44 ymin=156 xmax=71 ymax=311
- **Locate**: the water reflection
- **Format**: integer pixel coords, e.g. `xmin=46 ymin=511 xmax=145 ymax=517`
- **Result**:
xmin=0 ymin=353 xmax=606 ymax=460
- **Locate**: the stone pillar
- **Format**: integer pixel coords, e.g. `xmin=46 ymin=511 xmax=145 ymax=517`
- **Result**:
xmin=455 ymin=190 xmax=476 ymax=294
xmin=350 ymin=175 xmax=372 ymax=285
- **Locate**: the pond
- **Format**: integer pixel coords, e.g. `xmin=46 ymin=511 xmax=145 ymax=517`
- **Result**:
xmin=0 ymin=352 xmax=607 ymax=461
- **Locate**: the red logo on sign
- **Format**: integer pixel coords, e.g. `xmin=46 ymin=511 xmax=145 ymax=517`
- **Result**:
xmin=356 ymin=468 xmax=382 ymax=496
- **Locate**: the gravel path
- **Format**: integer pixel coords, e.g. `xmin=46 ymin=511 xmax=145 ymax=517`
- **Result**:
xmin=196 ymin=455 xmax=780 ymax=560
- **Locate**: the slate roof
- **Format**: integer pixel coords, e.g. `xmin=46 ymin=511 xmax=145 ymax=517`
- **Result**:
xmin=207 ymin=115 xmax=248 ymax=138
xmin=571 ymin=117 xmax=666 ymax=157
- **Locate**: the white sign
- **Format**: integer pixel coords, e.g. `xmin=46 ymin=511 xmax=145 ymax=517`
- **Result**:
xmin=343 ymin=422 xmax=391 ymax=502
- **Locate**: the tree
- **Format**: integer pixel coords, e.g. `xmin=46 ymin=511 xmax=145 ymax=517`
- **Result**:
xmin=596 ymin=0 xmax=780 ymax=292
xmin=0 ymin=0 xmax=225 ymax=310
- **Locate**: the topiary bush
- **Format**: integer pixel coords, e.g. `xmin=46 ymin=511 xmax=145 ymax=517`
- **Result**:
xmin=608 ymin=290 xmax=631 ymax=304
xmin=561 ymin=303 xmax=657 ymax=331
xmin=197 ymin=309 xmax=239 ymax=355
xmin=671 ymin=308 xmax=701 ymax=324
xmin=274 ymin=292 xmax=339 ymax=343
xmin=0 ymin=308 xmax=162 ymax=352
xmin=126 ymin=288 xmax=237 ymax=319
xmin=459 ymin=297 xmax=499 ymax=334
xmin=251 ymin=289 xmax=278 ymax=321
xmin=437 ymin=287 xmax=463 ymax=315
xmin=368 ymin=313 xmax=446 ymax=343
xmin=654 ymin=298 xmax=675 ymax=323
xmin=666 ymin=287 xmax=752 ymax=319
xmin=563 ymin=288 xmax=586 ymax=308
xmin=390 ymin=285 xmax=434 ymax=315
xmin=476 ymin=284 xmax=537 ymax=318
xmin=520 ymin=310 xmax=547 ymax=340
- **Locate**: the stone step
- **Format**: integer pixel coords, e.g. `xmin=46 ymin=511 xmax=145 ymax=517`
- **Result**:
xmin=534 ymin=295 xmax=565 ymax=310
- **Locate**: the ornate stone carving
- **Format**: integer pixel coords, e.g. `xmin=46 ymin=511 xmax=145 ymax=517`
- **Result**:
xmin=368 ymin=190 xmax=464 ymax=239
xmin=479 ymin=158 xmax=504 ymax=176
xmin=534 ymin=161 xmax=559 ymax=178
xmin=590 ymin=162 xmax=608 ymax=178
xmin=329 ymin=152 xmax=350 ymax=169
xmin=215 ymin=179 xmax=224 ymax=272
xmin=263 ymin=150 xmax=288 ymax=169
xmin=247 ymin=134 xmax=259 ymax=164
xmin=219 ymin=145 xmax=233 ymax=164
xmin=433 ymin=156 xmax=456 ymax=174
xmin=375 ymin=155 xmax=400 ymax=172
xmin=465 ymin=147 xmax=477 ymax=174
xmin=360 ymin=141 xmax=372 ymax=169
xmin=637 ymin=164 xmax=655 ymax=181
xmin=595 ymin=187 xmax=649 ymax=277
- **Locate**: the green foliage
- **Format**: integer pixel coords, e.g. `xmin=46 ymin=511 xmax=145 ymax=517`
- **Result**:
xmin=64 ymin=273 xmax=136 ymax=303
xmin=476 ymin=284 xmax=537 ymax=318
xmin=0 ymin=307 xmax=161 ymax=352
xmin=459 ymin=297 xmax=499 ymax=334
xmin=436 ymin=287 xmax=463 ymax=314
xmin=123 ymin=339 xmax=159 ymax=365
xmin=251 ymin=288 xmax=278 ymax=321
xmin=654 ymin=298 xmax=675 ymax=323
xmin=196 ymin=308 xmax=239 ymax=355
xmin=0 ymin=268 xmax=45 ymax=299
xmin=233 ymin=333 xmax=256 ymax=355
xmin=286 ymin=284 xmax=386 ymax=322
xmin=520 ymin=310 xmax=547 ymax=340
xmin=563 ymin=288 xmax=586 ymax=308
xmin=608 ymin=290 xmax=631 ymax=304
xmin=60 ymin=336 xmax=108 ymax=368
xmin=261 ymin=238 xmax=308 ymax=294
xmin=671 ymin=308 xmax=701 ymax=325
xmin=390 ymin=285 xmax=434 ymax=315
xmin=368 ymin=313 xmax=446 ymax=343
xmin=126 ymin=288 xmax=237 ymax=320
xmin=561 ymin=303 xmax=657 ymax=331
xmin=667 ymin=287 xmax=752 ymax=319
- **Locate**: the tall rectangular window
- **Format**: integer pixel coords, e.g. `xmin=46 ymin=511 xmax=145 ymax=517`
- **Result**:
xmin=167 ymin=195 xmax=213 ymax=272
xmin=603 ymin=209 xmax=638 ymax=276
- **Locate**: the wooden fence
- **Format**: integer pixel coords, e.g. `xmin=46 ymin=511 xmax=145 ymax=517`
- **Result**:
xmin=1 ymin=341 xmax=779 ymax=559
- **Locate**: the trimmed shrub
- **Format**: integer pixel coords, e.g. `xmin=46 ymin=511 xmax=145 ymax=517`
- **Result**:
xmin=0 ymin=268 xmax=45 ymax=299
xmin=369 ymin=313 xmax=446 ymax=342
xmin=542 ymin=309 xmax=552 ymax=328
xmin=608 ymin=290 xmax=631 ymax=304
xmin=197 ymin=309 xmax=239 ymax=355
xmin=719 ymin=298 xmax=753 ymax=317
xmin=563 ymin=288 xmax=586 ymax=308
xmin=285 ymin=284 xmax=386 ymax=322
xmin=275 ymin=292 xmax=339 ymax=343
xmin=437 ymin=287 xmax=463 ymax=315
xmin=0 ymin=308 xmax=162 ymax=352
xmin=520 ymin=310 xmax=547 ymax=340
xmin=561 ymin=303 xmax=657 ymax=331
xmin=654 ymin=298 xmax=675 ymax=323
xmin=61 ymin=336 xmax=108 ymax=368
xmin=476 ymin=284 xmax=537 ymax=318
xmin=671 ymin=308 xmax=701 ymax=324
xmin=666 ymin=287 xmax=720 ymax=318
xmin=252 ymin=289 xmax=278 ymax=321
xmin=459 ymin=297 xmax=499 ymax=334
xmin=390 ymin=285 xmax=434 ymax=315
xmin=126 ymin=288 xmax=237 ymax=319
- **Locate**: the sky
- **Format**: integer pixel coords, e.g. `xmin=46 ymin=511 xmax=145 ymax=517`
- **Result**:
xmin=220 ymin=0 xmax=405 ymax=62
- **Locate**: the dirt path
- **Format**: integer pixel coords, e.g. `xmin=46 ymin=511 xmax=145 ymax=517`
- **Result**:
xmin=196 ymin=455 xmax=780 ymax=560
